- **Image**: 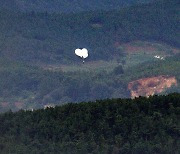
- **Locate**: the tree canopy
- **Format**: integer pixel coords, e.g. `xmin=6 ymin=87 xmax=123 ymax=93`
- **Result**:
xmin=0 ymin=93 xmax=179 ymax=153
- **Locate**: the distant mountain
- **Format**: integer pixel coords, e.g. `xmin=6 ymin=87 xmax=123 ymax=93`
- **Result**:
xmin=0 ymin=0 xmax=153 ymax=13
xmin=0 ymin=0 xmax=179 ymax=63
xmin=0 ymin=0 xmax=179 ymax=112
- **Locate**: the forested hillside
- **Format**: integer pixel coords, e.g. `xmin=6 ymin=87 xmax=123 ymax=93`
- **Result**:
xmin=0 ymin=93 xmax=179 ymax=153
xmin=0 ymin=0 xmax=179 ymax=63
xmin=0 ymin=55 xmax=179 ymax=112
xmin=0 ymin=0 xmax=179 ymax=112
xmin=0 ymin=0 xmax=153 ymax=13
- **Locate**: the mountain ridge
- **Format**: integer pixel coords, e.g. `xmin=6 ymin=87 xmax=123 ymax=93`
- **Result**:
xmin=0 ymin=0 xmax=179 ymax=64
xmin=0 ymin=0 xmax=179 ymax=112
xmin=0 ymin=0 xmax=153 ymax=13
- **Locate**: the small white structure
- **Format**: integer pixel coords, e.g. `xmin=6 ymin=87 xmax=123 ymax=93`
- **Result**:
xmin=24 ymin=108 xmax=34 ymax=112
xmin=154 ymin=55 xmax=165 ymax=60
xmin=160 ymin=57 xmax=165 ymax=60
xmin=44 ymin=104 xmax=55 ymax=109
xmin=154 ymin=55 xmax=160 ymax=59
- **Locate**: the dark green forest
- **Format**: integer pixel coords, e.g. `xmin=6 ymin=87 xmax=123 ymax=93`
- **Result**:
xmin=0 ymin=0 xmax=179 ymax=63
xmin=0 ymin=0 xmax=153 ymax=13
xmin=0 ymin=93 xmax=179 ymax=153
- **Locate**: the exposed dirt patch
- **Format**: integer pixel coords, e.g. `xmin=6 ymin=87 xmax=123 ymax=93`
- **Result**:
xmin=128 ymin=75 xmax=177 ymax=98
xmin=114 ymin=41 xmax=180 ymax=55
xmin=172 ymin=49 xmax=180 ymax=54
xmin=124 ymin=45 xmax=156 ymax=54
xmin=15 ymin=102 xmax=24 ymax=109
xmin=1 ymin=102 xmax=9 ymax=108
xmin=115 ymin=41 xmax=157 ymax=54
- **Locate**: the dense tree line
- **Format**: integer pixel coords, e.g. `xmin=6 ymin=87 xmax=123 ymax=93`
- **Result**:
xmin=0 ymin=93 xmax=179 ymax=153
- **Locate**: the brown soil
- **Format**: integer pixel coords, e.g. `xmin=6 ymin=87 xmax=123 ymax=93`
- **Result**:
xmin=1 ymin=102 xmax=9 ymax=108
xmin=114 ymin=41 xmax=157 ymax=54
xmin=114 ymin=41 xmax=180 ymax=54
xmin=124 ymin=45 xmax=156 ymax=54
xmin=128 ymin=75 xmax=177 ymax=98
xmin=172 ymin=49 xmax=180 ymax=54
xmin=15 ymin=102 xmax=24 ymax=109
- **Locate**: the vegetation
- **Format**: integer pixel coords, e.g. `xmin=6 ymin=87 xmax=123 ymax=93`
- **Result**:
xmin=0 ymin=0 xmax=179 ymax=112
xmin=0 ymin=0 xmax=153 ymax=13
xmin=0 ymin=93 xmax=179 ymax=153
xmin=0 ymin=54 xmax=180 ymax=112
xmin=0 ymin=0 xmax=179 ymax=64
xmin=0 ymin=2 xmax=179 ymax=152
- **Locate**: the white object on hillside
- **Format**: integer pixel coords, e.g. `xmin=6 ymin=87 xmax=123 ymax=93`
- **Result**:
xmin=75 ymin=48 xmax=88 ymax=63
xmin=154 ymin=55 xmax=165 ymax=60
xmin=160 ymin=57 xmax=165 ymax=60
xmin=154 ymin=55 xmax=160 ymax=59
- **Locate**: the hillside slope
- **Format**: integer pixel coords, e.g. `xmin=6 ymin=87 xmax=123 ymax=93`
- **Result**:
xmin=0 ymin=0 xmax=179 ymax=112
xmin=0 ymin=93 xmax=179 ymax=153
xmin=0 ymin=54 xmax=179 ymax=112
xmin=0 ymin=0 xmax=179 ymax=64
xmin=0 ymin=0 xmax=153 ymax=13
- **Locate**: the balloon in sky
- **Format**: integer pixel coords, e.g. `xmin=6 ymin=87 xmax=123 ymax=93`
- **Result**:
xmin=75 ymin=48 xmax=88 ymax=63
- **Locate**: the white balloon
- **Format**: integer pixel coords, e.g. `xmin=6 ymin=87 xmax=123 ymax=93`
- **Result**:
xmin=75 ymin=48 xmax=88 ymax=59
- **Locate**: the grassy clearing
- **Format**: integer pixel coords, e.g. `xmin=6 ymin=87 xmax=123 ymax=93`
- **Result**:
xmin=123 ymin=58 xmax=180 ymax=81
xmin=40 ymin=60 xmax=118 ymax=72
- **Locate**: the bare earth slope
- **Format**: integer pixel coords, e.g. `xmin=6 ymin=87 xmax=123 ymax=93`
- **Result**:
xmin=128 ymin=75 xmax=178 ymax=98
